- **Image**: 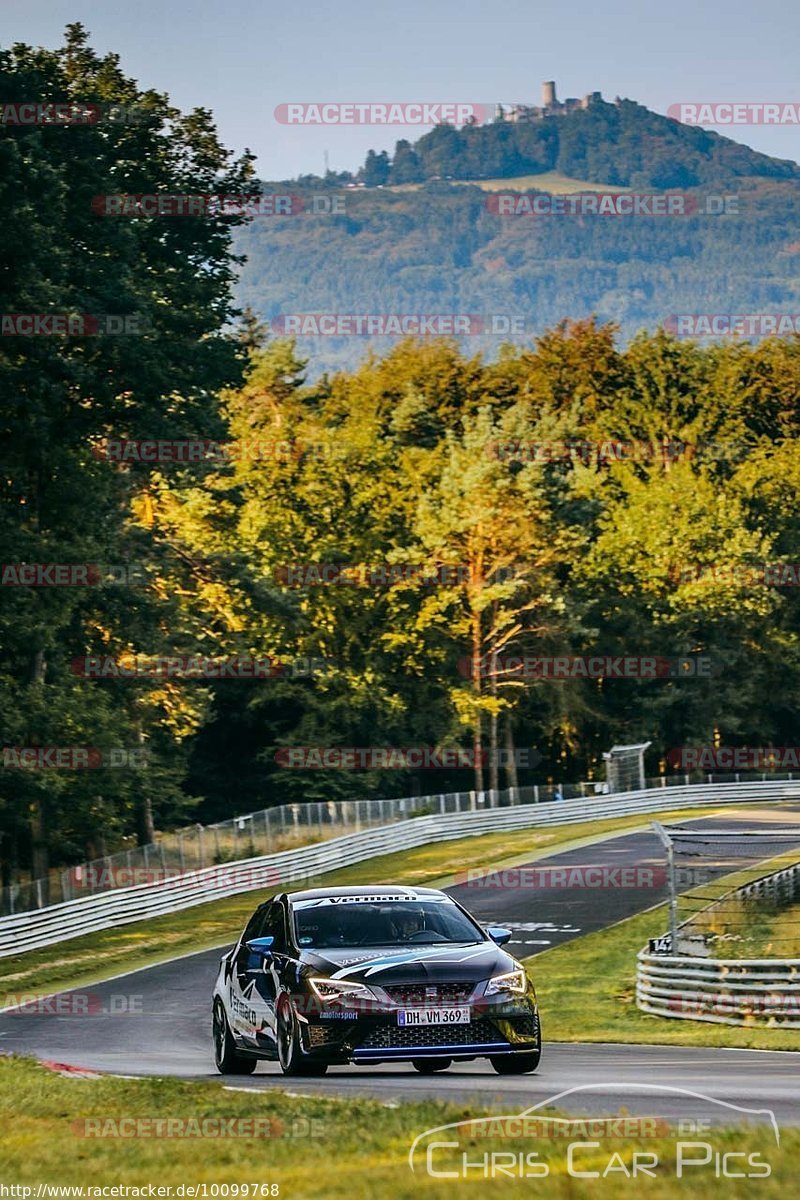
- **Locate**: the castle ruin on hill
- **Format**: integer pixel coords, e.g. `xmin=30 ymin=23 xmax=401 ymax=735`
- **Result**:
xmin=495 ymin=81 xmax=605 ymax=123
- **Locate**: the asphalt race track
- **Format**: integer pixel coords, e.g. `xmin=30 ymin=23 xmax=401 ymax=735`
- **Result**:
xmin=2 ymin=808 xmax=800 ymax=1120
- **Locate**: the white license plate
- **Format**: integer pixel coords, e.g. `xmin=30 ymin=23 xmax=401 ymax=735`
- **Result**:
xmin=397 ymin=1007 xmax=470 ymax=1026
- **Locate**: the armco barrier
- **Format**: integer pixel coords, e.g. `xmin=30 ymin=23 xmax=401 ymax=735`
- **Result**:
xmin=636 ymin=954 xmax=800 ymax=1027
xmin=2 ymin=778 xmax=800 ymax=959
xmin=637 ymin=858 xmax=800 ymax=1027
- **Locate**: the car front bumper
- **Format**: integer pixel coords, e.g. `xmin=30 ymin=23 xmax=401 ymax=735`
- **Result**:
xmin=296 ymin=992 xmax=540 ymax=1064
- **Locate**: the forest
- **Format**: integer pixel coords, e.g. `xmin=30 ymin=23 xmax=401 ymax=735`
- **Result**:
xmin=3 ymin=29 xmax=800 ymax=889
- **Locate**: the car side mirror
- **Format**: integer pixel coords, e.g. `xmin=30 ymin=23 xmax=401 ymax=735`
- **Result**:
xmin=245 ymin=936 xmax=275 ymax=967
xmin=487 ymin=926 xmax=512 ymax=946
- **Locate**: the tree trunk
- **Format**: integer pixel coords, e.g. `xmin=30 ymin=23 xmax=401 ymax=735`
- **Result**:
xmin=30 ymin=645 xmax=49 ymax=902
xmin=135 ymin=723 xmax=156 ymax=845
xmin=489 ymin=653 xmax=499 ymax=796
xmin=504 ymin=715 xmax=519 ymax=790
xmin=136 ymin=793 xmax=156 ymax=846
xmin=471 ymin=612 xmax=484 ymax=792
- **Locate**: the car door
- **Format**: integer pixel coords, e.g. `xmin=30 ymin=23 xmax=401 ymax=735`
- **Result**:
xmin=233 ymin=900 xmax=287 ymax=1051
xmin=229 ymin=903 xmax=269 ymax=1044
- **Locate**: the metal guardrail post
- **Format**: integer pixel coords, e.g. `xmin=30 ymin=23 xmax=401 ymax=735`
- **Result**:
xmin=652 ymin=821 xmax=679 ymax=955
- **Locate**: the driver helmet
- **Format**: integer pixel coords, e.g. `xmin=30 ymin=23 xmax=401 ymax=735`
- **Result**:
xmin=388 ymin=905 xmax=426 ymax=940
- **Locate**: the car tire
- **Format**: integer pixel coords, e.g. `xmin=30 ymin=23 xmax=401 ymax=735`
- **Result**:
xmin=213 ymin=1000 xmax=257 ymax=1075
xmin=490 ymin=1045 xmax=541 ymax=1075
xmin=276 ymin=996 xmax=328 ymax=1076
xmin=411 ymin=1057 xmax=453 ymax=1074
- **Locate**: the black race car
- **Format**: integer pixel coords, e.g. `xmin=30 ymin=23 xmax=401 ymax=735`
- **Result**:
xmin=212 ymin=885 xmax=541 ymax=1076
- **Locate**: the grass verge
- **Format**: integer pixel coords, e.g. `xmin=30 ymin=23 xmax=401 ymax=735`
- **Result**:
xmin=528 ymin=903 xmax=800 ymax=1050
xmin=1 ymin=806 xmax=727 ymax=1006
xmin=0 ymin=1055 xmax=795 ymax=1198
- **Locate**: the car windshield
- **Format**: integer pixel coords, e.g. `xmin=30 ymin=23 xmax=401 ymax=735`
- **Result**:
xmin=292 ymin=898 xmax=485 ymax=949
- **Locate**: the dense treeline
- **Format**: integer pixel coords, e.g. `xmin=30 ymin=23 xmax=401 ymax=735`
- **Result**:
xmin=236 ymin=176 xmax=800 ymax=378
xmin=242 ymin=95 xmax=800 ymax=379
xmin=353 ymin=99 xmax=800 ymax=188
xmin=0 ymin=26 xmax=254 ymax=887
xmin=3 ymin=29 xmax=800 ymax=889
xmin=174 ymin=326 xmax=800 ymax=822
xmin=9 ymin=314 xmax=800 ymax=881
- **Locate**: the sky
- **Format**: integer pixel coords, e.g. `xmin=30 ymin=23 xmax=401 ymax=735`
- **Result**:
xmin=2 ymin=0 xmax=800 ymax=179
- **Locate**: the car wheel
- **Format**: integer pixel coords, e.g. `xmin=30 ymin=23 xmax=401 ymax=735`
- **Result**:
xmin=276 ymin=996 xmax=328 ymax=1076
xmin=213 ymin=1000 xmax=257 ymax=1075
xmin=412 ymin=1058 xmax=452 ymax=1074
xmin=490 ymin=1046 xmax=541 ymax=1075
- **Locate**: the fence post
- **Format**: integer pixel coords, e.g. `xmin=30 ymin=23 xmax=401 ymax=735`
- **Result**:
xmin=652 ymin=822 xmax=679 ymax=956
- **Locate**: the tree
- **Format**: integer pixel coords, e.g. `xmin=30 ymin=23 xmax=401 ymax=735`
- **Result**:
xmin=0 ymin=24 xmax=254 ymax=889
xmin=360 ymin=149 xmax=390 ymax=186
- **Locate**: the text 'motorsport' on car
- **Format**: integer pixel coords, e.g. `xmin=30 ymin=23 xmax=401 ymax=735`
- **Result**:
xmin=212 ymin=885 xmax=541 ymax=1076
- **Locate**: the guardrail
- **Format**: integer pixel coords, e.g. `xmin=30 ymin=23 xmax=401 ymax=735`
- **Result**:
xmin=3 ymin=777 xmax=799 ymax=960
xmin=2 ymin=782 xmax=597 ymax=916
xmin=636 ymin=954 xmax=800 ymax=1027
xmin=637 ymin=859 xmax=800 ymax=1027
xmin=8 ymin=768 xmax=799 ymax=917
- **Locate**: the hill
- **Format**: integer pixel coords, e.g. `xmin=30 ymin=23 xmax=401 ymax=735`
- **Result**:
xmin=234 ymin=98 xmax=800 ymax=376
xmin=353 ymin=96 xmax=800 ymax=188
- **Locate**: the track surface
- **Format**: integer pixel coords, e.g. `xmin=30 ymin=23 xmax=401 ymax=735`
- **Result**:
xmin=3 ymin=809 xmax=800 ymax=1119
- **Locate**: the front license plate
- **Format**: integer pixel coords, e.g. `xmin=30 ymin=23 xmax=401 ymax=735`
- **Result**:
xmin=397 ymin=1007 xmax=470 ymax=1026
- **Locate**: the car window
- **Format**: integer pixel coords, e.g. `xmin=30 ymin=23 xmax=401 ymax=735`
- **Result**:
xmin=262 ymin=900 xmax=287 ymax=951
xmin=240 ymin=904 xmax=267 ymax=946
xmin=292 ymin=899 xmax=485 ymax=948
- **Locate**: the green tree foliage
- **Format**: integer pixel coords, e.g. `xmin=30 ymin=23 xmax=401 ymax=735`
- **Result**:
xmin=0 ymin=25 xmax=253 ymax=891
xmin=5 ymin=30 xmax=800 ymax=890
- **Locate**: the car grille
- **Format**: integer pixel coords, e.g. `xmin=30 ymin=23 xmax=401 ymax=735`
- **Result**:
xmin=359 ymin=1018 xmax=500 ymax=1050
xmin=506 ymin=1013 xmax=538 ymax=1038
xmin=308 ymin=1024 xmax=344 ymax=1047
xmin=383 ymin=982 xmax=476 ymax=1006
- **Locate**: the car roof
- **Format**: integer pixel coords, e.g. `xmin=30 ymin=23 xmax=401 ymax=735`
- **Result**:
xmin=282 ymin=885 xmax=449 ymax=904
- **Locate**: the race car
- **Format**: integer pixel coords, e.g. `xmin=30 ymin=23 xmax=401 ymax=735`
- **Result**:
xmin=212 ymin=884 xmax=541 ymax=1076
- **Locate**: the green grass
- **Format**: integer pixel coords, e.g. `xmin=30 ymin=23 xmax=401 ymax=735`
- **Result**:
xmin=705 ymin=899 xmax=800 ymax=959
xmin=0 ymin=806 xmax=729 ymax=1007
xmin=390 ymin=170 xmax=631 ymax=194
xmin=0 ymin=1055 xmax=796 ymax=1198
xmin=3 ymin=805 xmax=799 ymax=1195
xmin=528 ymin=903 xmax=800 ymax=1050
xmin=470 ymin=171 xmax=632 ymax=193
xmin=673 ymin=848 xmax=800 ymax=959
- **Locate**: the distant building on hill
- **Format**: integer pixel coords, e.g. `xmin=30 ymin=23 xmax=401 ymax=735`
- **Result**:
xmin=495 ymin=82 xmax=603 ymax=124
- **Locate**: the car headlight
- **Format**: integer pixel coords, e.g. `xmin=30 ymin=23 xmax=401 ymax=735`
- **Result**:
xmin=485 ymin=968 xmax=528 ymax=996
xmin=308 ymin=977 xmax=375 ymax=1004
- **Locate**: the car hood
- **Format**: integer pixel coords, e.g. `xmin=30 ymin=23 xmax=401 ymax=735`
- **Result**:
xmin=297 ymin=941 xmax=512 ymax=984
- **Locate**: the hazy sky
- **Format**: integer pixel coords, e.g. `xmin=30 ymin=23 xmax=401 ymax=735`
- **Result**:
xmin=2 ymin=0 xmax=799 ymax=179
